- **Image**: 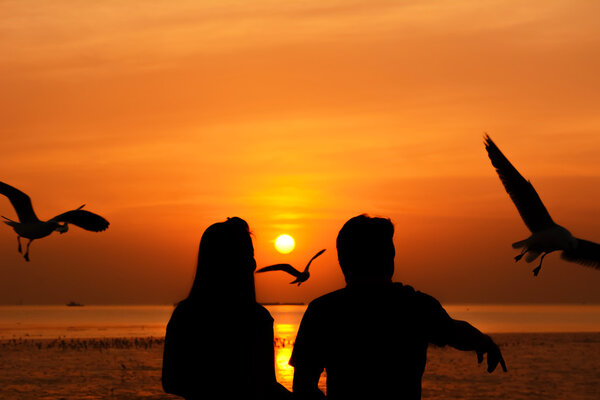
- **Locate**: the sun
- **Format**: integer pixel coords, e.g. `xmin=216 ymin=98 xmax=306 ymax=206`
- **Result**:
xmin=275 ymin=234 xmax=295 ymax=254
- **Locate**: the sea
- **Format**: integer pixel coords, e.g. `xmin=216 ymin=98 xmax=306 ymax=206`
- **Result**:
xmin=0 ymin=304 xmax=599 ymax=399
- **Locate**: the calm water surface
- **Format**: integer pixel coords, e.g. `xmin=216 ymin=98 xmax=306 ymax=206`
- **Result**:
xmin=0 ymin=304 xmax=599 ymax=399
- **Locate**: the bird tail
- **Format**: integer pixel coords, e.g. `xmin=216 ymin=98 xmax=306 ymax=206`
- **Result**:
xmin=512 ymin=239 xmax=527 ymax=249
xmin=2 ymin=216 xmax=16 ymax=226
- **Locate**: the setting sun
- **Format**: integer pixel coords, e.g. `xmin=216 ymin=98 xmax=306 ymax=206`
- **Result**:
xmin=275 ymin=235 xmax=295 ymax=254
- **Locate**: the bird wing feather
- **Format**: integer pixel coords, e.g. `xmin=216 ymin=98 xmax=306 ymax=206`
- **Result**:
xmin=561 ymin=238 xmax=600 ymax=269
xmin=256 ymin=264 xmax=302 ymax=277
xmin=49 ymin=209 xmax=109 ymax=232
xmin=304 ymin=249 xmax=326 ymax=272
xmin=0 ymin=181 xmax=39 ymax=223
xmin=484 ymin=135 xmax=555 ymax=232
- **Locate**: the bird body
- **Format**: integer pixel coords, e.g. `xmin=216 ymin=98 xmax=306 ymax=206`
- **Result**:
xmin=484 ymin=135 xmax=599 ymax=275
xmin=513 ymin=225 xmax=577 ymax=259
xmin=512 ymin=226 xmax=578 ymax=274
xmin=0 ymin=181 xmax=109 ymax=261
xmin=3 ymin=219 xmax=57 ymax=239
xmin=259 ymin=263 xmax=310 ymax=284
xmin=291 ymin=275 xmax=307 ymax=285
xmin=256 ymin=249 xmax=326 ymax=285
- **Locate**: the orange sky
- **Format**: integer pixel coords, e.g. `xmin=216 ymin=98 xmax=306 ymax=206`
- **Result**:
xmin=1 ymin=0 xmax=599 ymax=305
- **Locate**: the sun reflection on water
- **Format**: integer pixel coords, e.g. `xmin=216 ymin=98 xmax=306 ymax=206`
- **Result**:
xmin=275 ymin=346 xmax=294 ymax=388
xmin=272 ymin=321 xmax=326 ymax=392
xmin=273 ymin=323 xmax=296 ymax=390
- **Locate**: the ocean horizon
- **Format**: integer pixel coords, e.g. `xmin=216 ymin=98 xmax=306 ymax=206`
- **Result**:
xmin=1 ymin=303 xmax=599 ymax=340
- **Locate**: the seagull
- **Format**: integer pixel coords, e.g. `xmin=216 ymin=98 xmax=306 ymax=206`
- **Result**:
xmin=0 ymin=181 xmax=110 ymax=261
xmin=484 ymin=135 xmax=600 ymax=276
xmin=256 ymin=249 xmax=326 ymax=285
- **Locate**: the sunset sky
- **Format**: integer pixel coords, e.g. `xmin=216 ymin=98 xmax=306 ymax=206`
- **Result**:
xmin=1 ymin=0 xmax=599 ymax=305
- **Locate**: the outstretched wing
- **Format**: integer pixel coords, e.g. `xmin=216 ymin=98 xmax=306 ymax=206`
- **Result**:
xmin=49 ymin=209 xmax=109 ymax=232
xmin=304 ymin=249 xmax=326 ymax=272
xmin=561 ymin=238 xmax=600 ymax=269
xmin=0 ymin=181 xmax=39 ymax=223
xmin=484 ymin=135 xmax=554 ymax=232
xmin=256 ymin=264 xmax=302 ymax=277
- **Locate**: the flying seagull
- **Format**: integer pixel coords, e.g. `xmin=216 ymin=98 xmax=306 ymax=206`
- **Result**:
xmin=256 ymin=249 xmax=326 ymax=285
xmin=0 ymin=181 xmax=109 ymax=261
xmin=484 ymin=135 xmax=600 ymax=276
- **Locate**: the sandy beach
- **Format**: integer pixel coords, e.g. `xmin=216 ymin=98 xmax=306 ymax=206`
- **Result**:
xmin=1 ymin=333 xmax=599 ymax=399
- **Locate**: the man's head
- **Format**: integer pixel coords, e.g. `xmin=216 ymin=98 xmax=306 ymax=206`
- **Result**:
xmin=336 ymin=214 xmax=395 ymax=285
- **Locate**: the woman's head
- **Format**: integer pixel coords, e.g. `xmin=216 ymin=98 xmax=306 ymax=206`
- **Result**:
xmin=188 ymin=217 xmax=257 ymax=303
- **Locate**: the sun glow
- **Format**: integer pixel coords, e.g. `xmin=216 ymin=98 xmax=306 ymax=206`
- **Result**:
xmin=275 ymin=234 xmax=295 ymax=254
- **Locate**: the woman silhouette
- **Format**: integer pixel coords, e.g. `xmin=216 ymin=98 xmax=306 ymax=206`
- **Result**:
xmin=162 ymin=217 xmax=291 ymax=399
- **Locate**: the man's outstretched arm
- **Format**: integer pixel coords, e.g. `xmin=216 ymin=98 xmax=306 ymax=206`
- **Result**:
xmin=447 ymin=319 xmax=507 ymax=373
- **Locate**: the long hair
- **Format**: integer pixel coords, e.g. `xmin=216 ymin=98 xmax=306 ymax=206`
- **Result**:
xmin=186 ymin=217 xmax=257 ymax=305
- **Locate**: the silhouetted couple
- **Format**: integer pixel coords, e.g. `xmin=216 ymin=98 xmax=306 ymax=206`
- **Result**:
xmin=162 ymin=215 xmax=505 ymax=399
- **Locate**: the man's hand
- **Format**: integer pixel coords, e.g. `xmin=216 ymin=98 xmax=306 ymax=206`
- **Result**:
xmin=476 ymin=338 xmax=507 ymax=373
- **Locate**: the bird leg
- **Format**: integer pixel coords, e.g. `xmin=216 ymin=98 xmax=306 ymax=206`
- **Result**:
xmin=24 ymin=239 xmax=33 ymax=262
xmin=532 ymin=253 xmax=548 ymax=277
xmin=17 ymin=236 xmax=22 ymax=253
xmin=514 ymin=248 xmax=527 ymax=262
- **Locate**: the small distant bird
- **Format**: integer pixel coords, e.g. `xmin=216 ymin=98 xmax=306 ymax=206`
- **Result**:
xmin=0 ymin=181 xmax=110 ymax=261
xmin=256 ymin=249 xmax=326 ymax=285
xmin=484 ymin=135 xmax=600 ymax=276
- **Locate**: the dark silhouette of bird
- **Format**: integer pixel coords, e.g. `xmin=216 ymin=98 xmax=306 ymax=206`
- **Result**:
xmin=256 ymin=249 xmax=326 ymax=285
xmin=484 ymin=135 xmax=600 ymax=276
xmin=0 ymin=181 xmax=109 ymax=261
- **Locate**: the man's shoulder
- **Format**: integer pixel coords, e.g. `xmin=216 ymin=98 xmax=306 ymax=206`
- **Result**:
xmin=391 ymin=281 xmax=416 ymax=295
xmin=305 ymin=283 xmax=444 ymax=314
xmin=307 ymin=283 xmax=437 ymax=302
xmin=393 ymin=282 xmax=445 ymax=309
xmin=307 ymin=287 xmax=347 ymax=308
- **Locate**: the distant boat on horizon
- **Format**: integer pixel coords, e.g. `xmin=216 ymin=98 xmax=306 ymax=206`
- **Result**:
xmin=66 ymin=301 xmax=84 ymax=307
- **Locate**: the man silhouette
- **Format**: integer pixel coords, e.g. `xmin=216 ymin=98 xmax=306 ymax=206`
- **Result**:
xmin=290 ymin=215 xmax=506 ymax=399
